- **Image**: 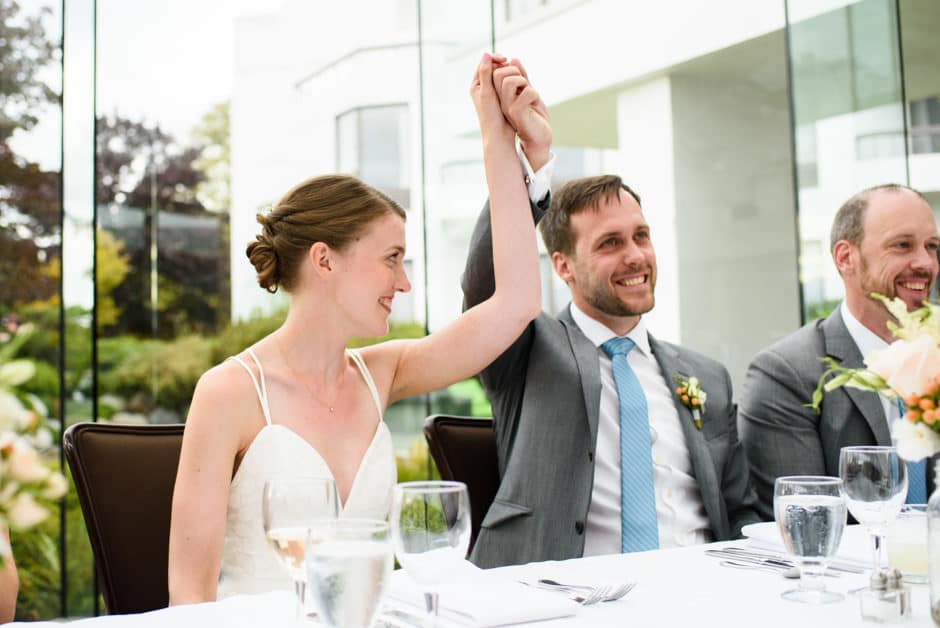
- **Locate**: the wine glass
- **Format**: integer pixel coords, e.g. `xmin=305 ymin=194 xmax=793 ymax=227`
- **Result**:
xmin=774 ymin=476 xmax=847 ymax=603
xmin=839 ymin=446 xmax=908 ymax=587
xmin=305 ymin=519 xmax=392 ymax=628
xmin=390 ymin=481 xmax=471 ymax=618
xmin=262 ymin=477 xmax=340 ymax=619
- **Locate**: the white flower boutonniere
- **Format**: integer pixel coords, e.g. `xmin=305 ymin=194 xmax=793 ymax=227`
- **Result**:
xmin=673 ymin=375 xmax=707 ymax=429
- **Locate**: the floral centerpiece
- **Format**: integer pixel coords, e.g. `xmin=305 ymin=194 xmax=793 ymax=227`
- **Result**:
xmin=0 ymin=323 xmax=67 ymax=564
xmin=813 ymin=295 xmax=940 ymax=461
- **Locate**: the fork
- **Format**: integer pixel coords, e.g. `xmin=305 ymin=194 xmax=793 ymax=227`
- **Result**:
xmin=528 ymin=579 xmax=636 ymax=604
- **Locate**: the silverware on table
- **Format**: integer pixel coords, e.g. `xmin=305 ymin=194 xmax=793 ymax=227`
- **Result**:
xmin=520 ymin=578 xmax=636 ymax=604
xmin=718 ymin=558 xmax=801 ymax=578
xmin=705 ymin=546 xmax=864 ymax=577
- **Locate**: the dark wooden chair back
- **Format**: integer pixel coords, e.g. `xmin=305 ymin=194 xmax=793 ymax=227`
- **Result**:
xmin=63 ymin=422 xmax=185 ymax=614
xmin=422 ymin=414 xmax=499 ymax=550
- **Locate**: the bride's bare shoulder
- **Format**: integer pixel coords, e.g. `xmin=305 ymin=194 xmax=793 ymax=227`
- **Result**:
xmin=186 ymin=357 xmax=263 ymax=429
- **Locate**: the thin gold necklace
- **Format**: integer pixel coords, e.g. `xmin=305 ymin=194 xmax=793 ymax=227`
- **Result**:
xmin=276 ymin=336 xmax=342 ymax=413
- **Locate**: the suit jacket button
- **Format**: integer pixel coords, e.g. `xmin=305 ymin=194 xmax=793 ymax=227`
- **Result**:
xmin=575 ymin=521 xmax=584 ymax=534
xmin=588 ymin=451 xmax=594 ymax=462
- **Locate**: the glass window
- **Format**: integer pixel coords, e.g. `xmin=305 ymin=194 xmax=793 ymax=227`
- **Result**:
xmin=336 ymin=104 xmax=410 ymax=208
xmin=1 ymin=0 xmax=67 ymax=619
xmin=909 ymin=96 xmax=940 ymax=155
xmin=787 ymin=0 xmax=910 ymax=321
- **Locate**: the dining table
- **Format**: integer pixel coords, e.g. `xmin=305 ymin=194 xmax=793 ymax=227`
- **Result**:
xmin=10 ymin=539 xmax=935 ymax=627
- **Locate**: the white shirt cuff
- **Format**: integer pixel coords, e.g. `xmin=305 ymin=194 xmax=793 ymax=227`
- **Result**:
xmin=516 ymin=140 xmax=554 ymax=205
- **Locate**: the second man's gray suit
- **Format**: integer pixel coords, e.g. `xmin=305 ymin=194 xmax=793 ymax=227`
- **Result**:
xmin=739 ymin=307 xmax=937 ymax=521
xmin=462 ymin=202 xmax=760 ymax=568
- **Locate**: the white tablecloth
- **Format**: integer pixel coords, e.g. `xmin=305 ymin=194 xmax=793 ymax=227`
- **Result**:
xmin=11 ymin=541 xmax=935 ymax=627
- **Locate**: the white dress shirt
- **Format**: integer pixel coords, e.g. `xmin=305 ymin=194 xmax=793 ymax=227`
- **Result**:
xmin=518 ymin=143 xmax=554 ymax=205
xmin=568 ymin=305 xmax=712 ymax=555
xmin=840 ymin=302 xmax=901 ymax=425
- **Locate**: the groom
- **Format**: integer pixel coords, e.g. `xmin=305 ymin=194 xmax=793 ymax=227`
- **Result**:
xmin=462 ymin=60 xmax=760 ymax=568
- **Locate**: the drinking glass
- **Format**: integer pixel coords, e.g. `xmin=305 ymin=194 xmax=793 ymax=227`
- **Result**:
xmin=839 ymin=446 xmax=908 ymax=586
xmin=306 ymin=519 xmax=392 ymax=628
xmin=774 ymin=475 xmax=847 ymax=603
xmin=390 ymin=481 xmax=471 ymax=618
xmin=887 ymin=504 xmax=927 ymax=583
xmin=262 ymin=477 xmax=340 ymax=619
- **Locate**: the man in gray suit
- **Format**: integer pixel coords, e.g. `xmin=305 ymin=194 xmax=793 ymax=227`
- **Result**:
xmin=462 ymin=61 xmax=760 ymax=568
xmin=739 ymin=184 xmax=939 ymax=520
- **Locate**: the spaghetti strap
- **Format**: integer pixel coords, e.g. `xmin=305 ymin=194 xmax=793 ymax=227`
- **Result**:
xmin=226 ymin=348 xmax=272 ymax=426
xmin=348 ymin=349 xmax=383 ymax=422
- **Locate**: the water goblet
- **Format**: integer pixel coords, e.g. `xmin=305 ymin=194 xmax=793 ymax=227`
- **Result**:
xmin=839 ymin=446 xmax=908 ymax=587
xmin=262 ymin=477 xmax=340 ymax=619
xmin=390 ymin=481 xmax=471 ymax=618
xmin=774 ymin=475 xmax=847 ymax=603
xmin=306 ymin=519 xmax=392 ymax=628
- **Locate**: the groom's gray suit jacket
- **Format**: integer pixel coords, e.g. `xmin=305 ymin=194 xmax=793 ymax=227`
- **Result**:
xmin=739 ymin=308 xmax=937 ymax=521
xmin=462 ymin=202 xmax=760 ymax=569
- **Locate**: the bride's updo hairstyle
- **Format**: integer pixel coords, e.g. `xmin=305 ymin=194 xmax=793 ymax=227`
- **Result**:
xmin=247 ymin=174 xmax=405 ymax=294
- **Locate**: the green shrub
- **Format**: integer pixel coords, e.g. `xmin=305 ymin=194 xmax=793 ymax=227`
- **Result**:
xmin=209 ymin=310 xmax=285 ymax=364
xmin=109 ymin=335 xmax=213 ymax=414
xmin=19 ymin=359 xmax=59 ymax=413
xmin=396 ymin=437 xmax=439 ymax=482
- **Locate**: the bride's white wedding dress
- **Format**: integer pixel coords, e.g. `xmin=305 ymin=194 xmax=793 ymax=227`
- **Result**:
xmin=216 ymin=347 xmax=395 ymax=598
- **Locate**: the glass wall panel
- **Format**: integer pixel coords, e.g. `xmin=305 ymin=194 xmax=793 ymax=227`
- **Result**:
xmin=418 ymin=0 xmax=493 ymax=417
xmin=494 ymin=0 xmax=800 ymax=387
xmin=62 ymin=0 xmax=96 ymax=614
xmin=899 ymin=0 xmax=940 ymax=209
xmin=1 ymin=0 xmax=66 ymax=618
xmin=96 ymin=0 xmax=234 ymax=428
xmin=786 ymin=0 xmax=912 ymax=320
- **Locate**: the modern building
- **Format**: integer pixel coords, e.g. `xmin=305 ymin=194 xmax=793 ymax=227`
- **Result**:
xmin=229 ymin=0 xmax=940 ymax=387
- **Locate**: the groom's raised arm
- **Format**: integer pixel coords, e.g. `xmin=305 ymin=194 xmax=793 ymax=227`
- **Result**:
xmin=461 ymin=58 xmax=552 ymax=393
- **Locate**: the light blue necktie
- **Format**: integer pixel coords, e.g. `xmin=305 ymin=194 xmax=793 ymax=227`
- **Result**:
xmin=602 ymin=337 xmax=659 ymax=552
xmin=898 ymin=398 xmax=928 ymax=504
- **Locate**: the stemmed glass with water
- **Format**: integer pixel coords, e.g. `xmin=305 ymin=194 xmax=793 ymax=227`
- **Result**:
xmin=839 ymin=445 xmax=908 ymax=587
xmin=305 ymin=519 xmax=393 ymax=628
xmin=774 ymin=476 xmax=847 ymax=603
xmin=262 ymin=477 xmax=340 ymax=619
xmin=390 ymin=481 xmax=472 ymax=618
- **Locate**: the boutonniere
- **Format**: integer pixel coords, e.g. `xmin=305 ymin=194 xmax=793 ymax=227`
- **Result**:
xmin=673 ymin=375 xmax=707 ymax=429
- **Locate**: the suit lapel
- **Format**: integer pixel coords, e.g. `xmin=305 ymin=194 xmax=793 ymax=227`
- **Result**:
xmin=558 ymin=307 xmax=602 ymax=447
xmin=648 ymin=335 xmax=723 ymax=530
xmin=823 ymin=310 xmax=892 ymax=446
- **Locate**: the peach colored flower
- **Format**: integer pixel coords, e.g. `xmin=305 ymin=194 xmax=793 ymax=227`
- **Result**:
xmin=866 ymin=335 xmax=940 ymax=398
xmin=6 ymin=437 xmax=50 ymax=483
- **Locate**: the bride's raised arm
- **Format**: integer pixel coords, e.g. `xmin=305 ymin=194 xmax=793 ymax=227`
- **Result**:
xmin=369 ymin=53 xmax=543 ymax=403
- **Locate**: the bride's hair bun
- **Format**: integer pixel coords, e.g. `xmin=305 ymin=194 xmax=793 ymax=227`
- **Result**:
xmin=247 ymin=213 xmax=281 ymax=293
xmin=244 ymin=175 xmax=406 ymax=295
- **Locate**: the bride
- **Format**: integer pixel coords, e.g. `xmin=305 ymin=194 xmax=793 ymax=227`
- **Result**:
xmin=167 ymin=52 xmax=547 ymax=603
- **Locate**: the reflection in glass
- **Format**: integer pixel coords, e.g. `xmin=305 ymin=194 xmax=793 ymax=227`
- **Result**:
xmin=786 ymin=0 xmax=910 ymax=322
xmin=0 ymin=0 xmax=71 ymax=618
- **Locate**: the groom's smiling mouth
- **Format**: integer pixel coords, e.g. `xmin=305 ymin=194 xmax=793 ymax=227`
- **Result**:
xmin=614 ymin=272 xmax=649 ymax=289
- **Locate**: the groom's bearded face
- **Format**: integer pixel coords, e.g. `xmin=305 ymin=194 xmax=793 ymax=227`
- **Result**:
xmin=562 ymin=191 xmax=657 ymax=320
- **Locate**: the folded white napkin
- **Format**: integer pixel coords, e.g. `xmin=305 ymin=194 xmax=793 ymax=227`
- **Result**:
xmin=386 ymin=560 xmax=580 ymax=627
xmin=741 ymin=521 xmax=871 ymax=569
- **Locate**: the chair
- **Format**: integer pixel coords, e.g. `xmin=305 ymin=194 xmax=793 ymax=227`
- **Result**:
xmin=63 ymin=422 xmax=185 ymax=614
xmin=422 ymin=414 xmax=499 ymax=550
